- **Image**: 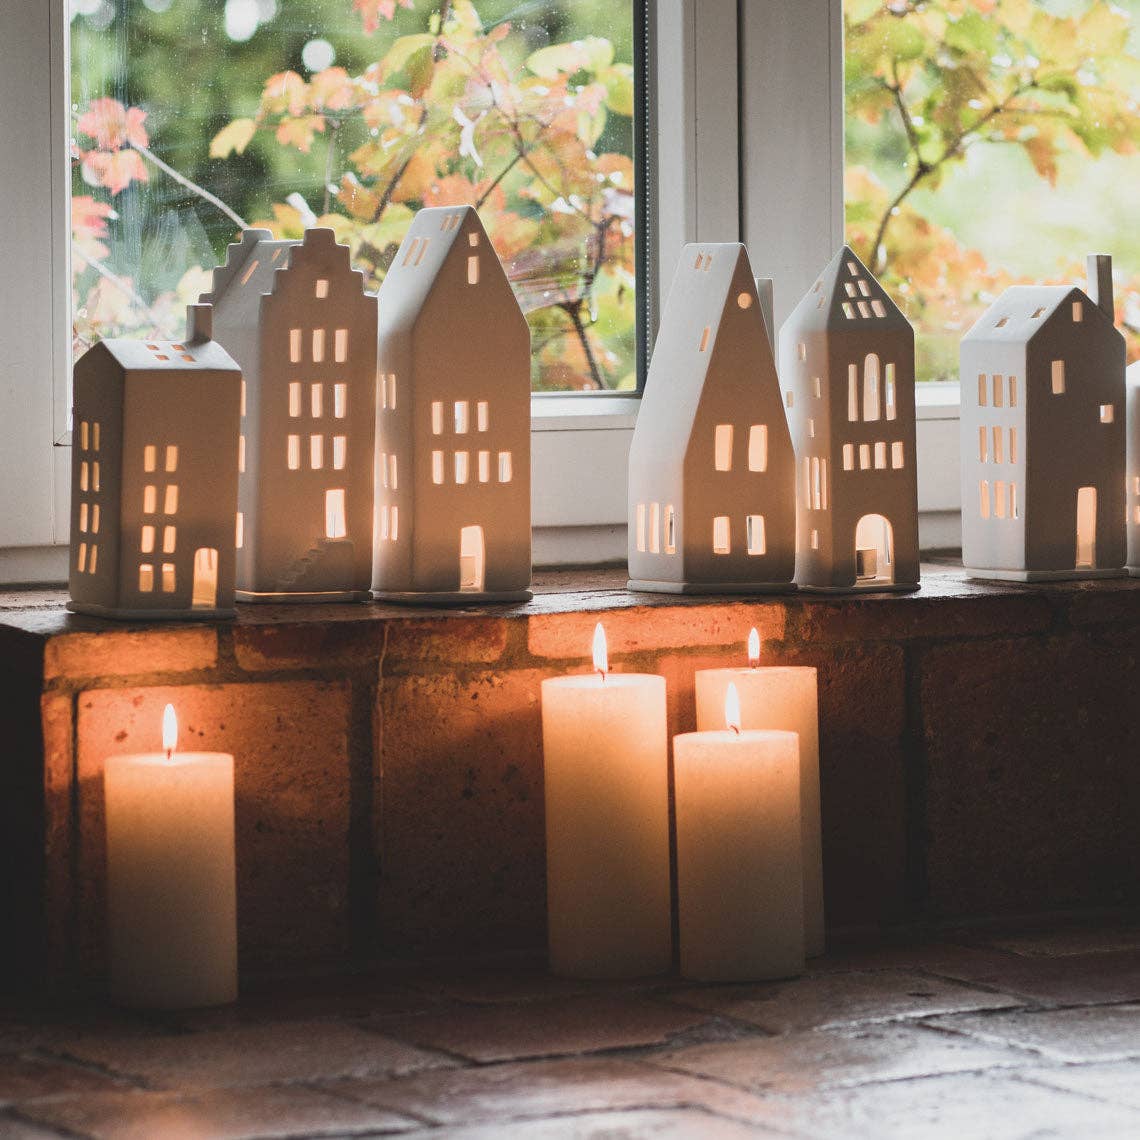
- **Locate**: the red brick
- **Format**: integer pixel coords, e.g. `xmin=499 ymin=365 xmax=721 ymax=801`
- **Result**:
xmin=526 ymin=603 xmax=785 ymax=662
xmin=375 ymin=668 xmax=546 ymax=954
xmin=232 ymin=620 xmax=383 ymax=672
xmin=381 ymin=616 xmax=510 ymax=672
xmin=41 ymin=692 xmax=74 ymax=980
xmin=920 ymin=636 xmax=1140 ymax=919
xmin=75 ymin=681 xmax=353 ymax=975
xmin=44 ymin=628 xmax=218 ymax=682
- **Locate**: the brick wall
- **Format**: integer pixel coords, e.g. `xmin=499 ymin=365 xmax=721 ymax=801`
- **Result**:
xmin=3 ymin=566 xmax=1139 ymax=988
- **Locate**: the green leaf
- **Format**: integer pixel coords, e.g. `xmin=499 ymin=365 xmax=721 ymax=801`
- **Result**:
xmin=382 ymin=34 xmax=436 ymax=76
xmin=527 ymin=36 xmax=614 ymax=80
xmin=209 ymin=118 xmax=256 ymax=159
xmin=600 ymin=63 xmax=635 ymax=116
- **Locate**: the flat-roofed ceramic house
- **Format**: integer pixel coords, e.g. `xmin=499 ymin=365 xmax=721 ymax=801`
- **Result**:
xmin=1128 ymin=360 xmax=1140 ymax=576
xmin=202 ymin=226 xmax=377 ymax=601
xmin=627 ymin=243 xmax=795 ymax=593
xmin=371 ymin=205 xmax=532 ymax=603
xmin=68 ymin=305 xmax=242 ymax=619
xmin=960 ymin=255 xmax=1126 ymax=581
xmin=778 ymin=246 xmax=919 ymax=592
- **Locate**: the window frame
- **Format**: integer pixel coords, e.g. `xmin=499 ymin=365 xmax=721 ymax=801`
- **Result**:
xmin=0 ymin=0 xmax=960 ymax=584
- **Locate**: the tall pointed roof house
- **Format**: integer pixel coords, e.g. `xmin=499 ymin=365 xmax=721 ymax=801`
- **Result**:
xmin=778 ymin=246 xmax=920 ymax=592
xmin=627 ymin=242 xmax=796 ymax=593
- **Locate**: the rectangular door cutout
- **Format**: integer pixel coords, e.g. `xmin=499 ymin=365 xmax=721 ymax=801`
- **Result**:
xmin=192 ymin=548 xmax=218 ymax=609
xmin=746 ymin=515 xmax=766 ymax=556
xmin=325 ymin=489 xmax=347 ymax=540
xmin=459 ymin=526 xmax=485 ymax=591
xmin=712 ymin=515 xmax=730 ymax=555
xmin=1076 ymin=486 xmax=1097 ymax=569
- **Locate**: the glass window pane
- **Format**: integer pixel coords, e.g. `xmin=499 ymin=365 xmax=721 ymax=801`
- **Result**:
xmin=844 ymin=1 xmax=1140 ymax=382
xmin=70 ymin=0 xmax=639 ymax=393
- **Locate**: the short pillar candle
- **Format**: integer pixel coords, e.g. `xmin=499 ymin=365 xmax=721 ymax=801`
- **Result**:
xmin=675 ymin=684 xmax=805 ymax=981
xmin=695 ymin=630 xmax=824 ymax=956
xmin=541 ymin=624 xmax=672 ymax=978
xmin=104 ymin=704 xmax=238 ymax=1009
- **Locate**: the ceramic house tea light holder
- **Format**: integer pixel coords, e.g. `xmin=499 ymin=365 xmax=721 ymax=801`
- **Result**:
xmin=627 ymin=243 xmax=796 ymax=594
xmin=371 ymin=205 xmax=533 ymax=605
xmin=960 ymin=254 xmax=1127 ymax=582
xmin=1128 ymin=360 xmax=1140 ymax=577
xmin=778 ymin=246 xmax=920 ymax=593
xmin=202 ymin=227 xmax=378 ymax=603
xmin=68 ymin=305 xmax=242 ymax=620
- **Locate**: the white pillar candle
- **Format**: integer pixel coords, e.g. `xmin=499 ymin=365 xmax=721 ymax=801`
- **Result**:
xmin=675 ymin=684 xmax=805 ymax=981
xmin=541 ymin=624 xmax=671 ymax=978
xmin=104 ymin=704 xmax=238 ymax=1009
xmin=695 ymin=629 xmax=825 ymax=956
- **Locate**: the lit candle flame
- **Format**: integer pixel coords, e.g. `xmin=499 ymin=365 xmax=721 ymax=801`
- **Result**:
xmin=725 ymin=682 xmax=742 ymax=734
xmin=162 ymin=703 xmax=178 ymax=757
xmin=747 ymin=627 xmax=761 ymax=669
xmin=592 ymin=622 xmax=608 ymax=677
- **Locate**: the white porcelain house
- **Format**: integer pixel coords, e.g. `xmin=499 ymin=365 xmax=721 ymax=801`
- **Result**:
xmin=627 ymin=243 xmax=795 ymax=593
xmin=960 ymin=255 xmax=1126 ymax=581
xmin=202 ymin=227 xmax=377 ymax=601
xmin=68 ymin=305 xmax=243 ymax=619
xmin=779 ymin=246 xmax=920 ymax=592
xmin=371 ymin=205 xmax=532 ymax=603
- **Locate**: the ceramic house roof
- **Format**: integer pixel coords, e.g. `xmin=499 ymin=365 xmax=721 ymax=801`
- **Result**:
xmin=88 ymin=336 xmax=240 ymax=374
xmin=961 ymin=284 xmax=1118 ymax=346
xmin=377 ymin=205 xmax=511 ymax=335
xmin=785 ymin=245 xmax=909 ymax=335
xmin=640 ymin=244 xmax=773 ymax=458
xmin=200 ymin=228 xmax=365 ymax=325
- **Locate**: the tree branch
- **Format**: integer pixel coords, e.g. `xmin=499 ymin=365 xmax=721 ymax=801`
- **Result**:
xmin=130 ymin=141 xmax=249 ymax=231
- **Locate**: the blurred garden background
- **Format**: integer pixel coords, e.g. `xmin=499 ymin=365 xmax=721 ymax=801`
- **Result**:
xmin=70 ymin=0 xmax=637 ymax=391
xmin=846 ymin=0 xmax=1140 ymax=382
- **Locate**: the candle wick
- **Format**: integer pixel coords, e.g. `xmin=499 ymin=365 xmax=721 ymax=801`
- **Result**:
xmin=730 ymin=724 xmax=741 ymax=735
xmin=598 ymin=669 xmax=606 ymax=685
xmin=165 ymin=748 xmax=173 ymax=763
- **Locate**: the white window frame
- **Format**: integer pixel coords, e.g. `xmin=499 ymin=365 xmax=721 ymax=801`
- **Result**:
xmin=0 ymin=0 xmax=960 ymax=585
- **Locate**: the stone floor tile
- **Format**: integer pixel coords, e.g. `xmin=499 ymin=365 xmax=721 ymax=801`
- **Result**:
xmin=925 ymin=1005 xmax=1140 ymax=1063
xmin=0 ymin=1114 xmax=73 ymax=1139
xmin=49 ymin=1019 xmax=454 ymax=1091
xmin=325 ymin=1056 xmax=775 ymax=1127
xmin=806 ymin=940 xmax=1014 ymax=978
xmin=20 ymin=1084 xmax=418 ymax=1140
xmin=925 ymin=949 xmax=1140 ymax=1007
xmin=665 ymin=969 xmax=1022 ymax=1034
xmin=370 ymin=994 xmax=713 ymax=1063
xmin=1020 ymin=1059 xmax=1140 ymax=1110
xmin=0 ymin=1053 xmax=128 ymax=1106
xmin=977 ymin=923 xmax=1140 ymax=959
xmin=396 ymin=964 xmax=657 ymax=1006
xmin=399 ymin=1107 xmax=777 ymax=1139
xmin=748 ymin=1070 xmax=1140 ymax=1140
xmin=650 ymin=1021 xmax=1040 ymax=1095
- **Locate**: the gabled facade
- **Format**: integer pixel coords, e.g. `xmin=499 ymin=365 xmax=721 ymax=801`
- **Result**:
xmin=1128 ymin=361 xmax=1140 ymax=577
xmin=202 ymin=227 xmax=377 ymax=602
xmin=960 ymin=255 xmax=1126 ymax=581
xmin=779 ymin=247 xmax=919 ymax=592
xmin=68 ymin=305 xmax=242 ymax=619
xmin=627 ymin=243 xmax=795 ymax=593
xmin=371 ymin=205 xmax=532 ymax=603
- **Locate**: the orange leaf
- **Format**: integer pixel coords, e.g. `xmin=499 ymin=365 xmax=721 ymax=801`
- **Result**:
xmin=275 ymin=114 xmax=326 ymax=153
xmin=354 ymin=0 xmax=414 ymax=35
xmin=76 ymin=98 xmax=149 ymax=151
xmin=82 ymin=149 xmax=149 ymax=195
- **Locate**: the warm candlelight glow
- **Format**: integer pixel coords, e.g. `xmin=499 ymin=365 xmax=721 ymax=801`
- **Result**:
xmin=747 ymin=627 xmax=761 ymax=668
xmin=162 ymin=704 xmax=178 ymax=755
xmin=725 ymin=683 xmax=742 ymax=734
xmin=593 ymin=622 xmax=609 ymax=676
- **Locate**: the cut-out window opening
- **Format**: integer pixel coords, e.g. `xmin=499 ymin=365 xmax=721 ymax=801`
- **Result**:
xmin=498 ymin=451 xmax=513 ymax=483
xmin=92 ymin=422 xmax=100 ymax=450
xmin=1010 ymin=484 xmax=1019 ymax=520
xmin=390 ymin=506 xmax=399 ymax=542
xmin=77 ymin=542 xmax=87 ymax=573
xmin=891 ymin=442 xmax=904 ymax=470
xmin=649 ymin=502 xmax=661 ymax=554
xmin=1031 ymin=307 xmax=1046 ymax=319
xmin=737 ymin=292 xmax=752 ymax=310
xmin=874 ymin=441 xmax=887 ymax=470
xmin=746 ymin=514 xmax=766 ymax=556
xmin=1009 ymin=428 xmax=1017 ymax=465
xmin=478 ymin=450 xmax=491 ymax=483
xmin=162 ymin=525 xmax=176 ymax=554
xmin=161 ymin=562 xmax=176 ymax=594
xmin=845 ymin=282 xmax=857 ymax=298
xmin=310 ymin=435 xmax=324 ymax=470
xmin=333 ymin=436 xmax=347 ymax=471
xmin=325 ymin=489 xmax=347 ymax=540
xmin=978 ymin=373 xmax=988 ymax=406
xmin=287 ymin=435 xmax=301 ymax=470
xmin=992 ymin=426 xmax=1003 ymax=465
xmin=797 ymin=342 xmax=807 ymax=362
xmin=978 ymin=426 xmax=987 ymax=464
xmin=712 ymin=515 xmax=730 ymax=555
xmin=289 ymin=329 xmax=302 ymax=364
xmin=79 ymin=502 xmax=88 ymax=533
xmin=80 ymin=421 xmax=89 ymax=450
xmin=240 ymin=259 xmax=259 ymax=286
xmin=871 ymin=299 xmax=886 ymax=318
xmin=1100 ymin=404 xmax=1115 ymax=424
xmin=846 ymin=261 xmax=859 ymax=276
xmin=748 ymin=425 xmax=768 ymax=472
xmin=467 ymin=256 xmax=480 ymax=285
xmin=863 ymin=354 xmax=881 ymax=422
xmin=468 ymin=230 xmax=479 ymax=246
xmin=859 ymin=443 xmax=871 ymax=471
xmin=809 ymin=418 xmax=815 ymax=439
xmin=810 ymin=529 xmax=820 ymax=550
xmin=994 ymin=480 xmax=1007 ymax=519
xmin=698 ymin=326 xmax=711 ymax=352
xmin=163 ymin=485 xmax=178 ymax=514
xmin=138 ymin=563 xmax=153 ymax=592
xmin=143 ymin=484 xmax=156 ymax=513
xmin=714 ymin=424 xmax=733 ymax=472
xmin=143 ymin=445 xmax=156 ymax=473
xmin=431 ymin=401 xmax=443 ymax=435
xmin=380 ymin=451 xmax=389 ymax=489
xmin=995 ymin=316 xmax=1009 ymax=329
xmin=980 ymin=480 xmax=991 ymax=519
xmin=311 ymin=384 xmax=323 ymax=418
xmin=431 ymin=450 xmax=444 ymax=485
xmin=236 ymin=513 xmax=244 ymax=550
xmin=387 ymin=374 xmax=397 ymax=411
xmin=92 ymin=504 xmax=100 ymax=533
xmin=993 ymin=375 xmax=1004 ymax=408
xmin=843 ymin=443 xmax=855 ymax=471
xmin=403 ymin=238 xmax=421 ymax=267
xmin=1052 ymin=360 xmax=1066 ymax=395
xmin=455 ymin=401 xmax=470 ymax=434
xmin=334 ymin=384 xmax=347 ymax=418
xmin=312 ymin=329 xmax=325 ymax=363
xmin=477 ymin=401 xmax=489 ymax=432
xmin=92 ymin=463 xmax=100 ymax=492
xmin=813 ymin=376 xmax=822 ymax=399
xmin=1009 ymin=376 xmax=1018 ymax=407
xmin=289 ymin=382 xmax=302 ymax=418
xmin=315 ymin=278 xmax=329 ymax=299
xmin=140 ymin=525 xmax=155 ymax=554
xmin=785 ymin=390 xmax=794 ymax=410
xmin=884 ymin=363 xmax=897 ymax=420
xmin=165 ymin=445 xmax=178 ymax=473
xmin=1073 ymin=301 xmax=1084 ymax=322
xmin=636 ymin=503 xmax=646 ymax=553
xmin=803 ymin=457 xmax=811 ymax=507
xmin=455 ymin=451 xmax=470 ymax=485
xmin=842 ymin=302 xmax=856 ymax=319
xmin=857 ymin=301 xmax=871 ymax=319
xmin=848 ymin=364 xmax=859 ymax=422
xmin=388 ymin=453 xmax=397 ymax=491
xmin=665 ymin=505 xmax=677 ymax=554
xmin=334 ymin=329 xmax=348 ymax=363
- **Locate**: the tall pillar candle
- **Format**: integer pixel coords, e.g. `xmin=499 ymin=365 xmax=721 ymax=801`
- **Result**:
xmin=695 ymin=630 xmax=824 ymax=955
xmin=675 ymin=684 xmax=804 ymax=981
xmin=541 ymin=624 xmax=671 ymax=978
xmin=104 ymin=704 xmax=238 ymax=1009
